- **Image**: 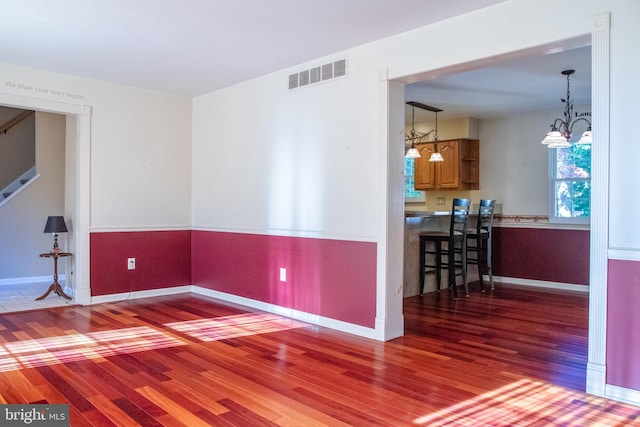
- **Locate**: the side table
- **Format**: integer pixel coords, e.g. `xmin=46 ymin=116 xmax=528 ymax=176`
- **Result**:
xmin=38 ymin=252 xmax=72 ymax=301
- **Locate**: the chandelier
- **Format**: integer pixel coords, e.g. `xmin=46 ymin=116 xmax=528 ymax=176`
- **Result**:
xmin=541 ymin=69 xmax=592 ymax=148
xmin=405 ymin=101 xmax=443 ymax=161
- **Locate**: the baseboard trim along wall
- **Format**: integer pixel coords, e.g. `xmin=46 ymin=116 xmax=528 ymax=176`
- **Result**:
xmin=89 ymin=284 xmax=378 ymax=339
xmin=492 ymin=276 xmax=589 ymax=293
xmin=605 ymin=384 xmax=640 ymax=408
xmin=192 ymin=286 xmax=378 ymax=340
xmin=0 ymin=275 xmax=65 ymax=286
xmin=90 ymin=285 xmax=192 ymax=305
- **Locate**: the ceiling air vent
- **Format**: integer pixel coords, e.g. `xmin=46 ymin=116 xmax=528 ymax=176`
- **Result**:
xmin=288 ymin=58 xmax=347 ymax=90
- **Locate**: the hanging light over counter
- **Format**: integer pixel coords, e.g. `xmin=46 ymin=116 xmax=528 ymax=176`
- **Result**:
xmin=405 ymin=104 xmax=425 ymax=158
xmin=405 ymin=101 xmax=443 ymax=161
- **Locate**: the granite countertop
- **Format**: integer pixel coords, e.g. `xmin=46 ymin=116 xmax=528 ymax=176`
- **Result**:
xmin=405 ymin=211 xmax=452 ymax=217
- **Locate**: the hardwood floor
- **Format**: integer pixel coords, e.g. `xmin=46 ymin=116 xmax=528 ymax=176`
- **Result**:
xmin=0 ymin=284 xmax=638 ymax=426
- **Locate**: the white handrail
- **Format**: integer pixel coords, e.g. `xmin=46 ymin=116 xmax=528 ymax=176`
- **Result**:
xmin=0 ymin=167 xmax=39 ymax=209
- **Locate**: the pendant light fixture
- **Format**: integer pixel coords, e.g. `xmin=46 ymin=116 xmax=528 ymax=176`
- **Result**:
xmin=428 ymin=109 xmax=444 ymax=162
xmin=404 ymin=101 xmax=443 ymax=160
xmin=405 ymin=104 xmax=424 ymax=158
xmin=541 ymin=69 xmax=592 ymax=148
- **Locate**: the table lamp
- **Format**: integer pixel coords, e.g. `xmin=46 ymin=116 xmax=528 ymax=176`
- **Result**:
xmin=44 ymin=216 xmax=68 ymax=252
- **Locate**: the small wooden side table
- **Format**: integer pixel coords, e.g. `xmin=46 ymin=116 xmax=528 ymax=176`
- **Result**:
xmin=38 ymin=252 xmax=72 ymax=301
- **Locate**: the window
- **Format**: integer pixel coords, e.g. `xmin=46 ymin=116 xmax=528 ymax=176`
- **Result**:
xmin=404 ymin=157 xmax=425 ymax=202
xmin=549 ymin=143 xmax=591 ymax=224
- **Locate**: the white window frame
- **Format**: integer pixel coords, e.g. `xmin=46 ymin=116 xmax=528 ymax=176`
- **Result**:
xmin=548 ymin=147 xmax=590 ymax=225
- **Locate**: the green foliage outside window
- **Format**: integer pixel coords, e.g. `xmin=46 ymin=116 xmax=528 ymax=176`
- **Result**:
xmin=553 ymin=143 xmax=591 ymax=218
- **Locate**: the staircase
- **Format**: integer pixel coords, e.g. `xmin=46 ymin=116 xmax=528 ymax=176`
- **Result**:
xmin=0 ymin=167 xmax=39 ymax=208
xmin=0 ymin=109 xmax=38 ymax=209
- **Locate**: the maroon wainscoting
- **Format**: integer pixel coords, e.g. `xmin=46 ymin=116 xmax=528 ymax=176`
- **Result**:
xmin=607 ymin=259 xmax=640 ymax=391
xmin=492 ymin=227 xmax=589 ymax=285
xmin=90 ymin=230 xmax=192 ymax=296
xmin=191 ymin=230 xmax=378 ymax=328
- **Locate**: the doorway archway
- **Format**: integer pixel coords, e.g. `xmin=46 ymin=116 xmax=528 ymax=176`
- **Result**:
xmin=0 ymin=92 xmax=91 ymax=306
xmin=382 ymin=14 xmax=610 ymax=397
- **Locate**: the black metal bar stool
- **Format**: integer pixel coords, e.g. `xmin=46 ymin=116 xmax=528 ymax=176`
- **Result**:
xmin=466 ymin=199 xmax=496 ymax=292
xmin=419 ymin=198 xmax=471 ymax=299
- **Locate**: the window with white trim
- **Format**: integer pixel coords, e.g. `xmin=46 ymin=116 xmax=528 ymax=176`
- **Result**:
xmin=404 ymin=157 xmax=425 ymax=202
xmin=549 ymin=143 xmax=591 ymax=224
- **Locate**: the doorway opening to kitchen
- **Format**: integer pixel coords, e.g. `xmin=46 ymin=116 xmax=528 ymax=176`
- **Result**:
xmin=386 ymin=26 xmax=609 ymax=397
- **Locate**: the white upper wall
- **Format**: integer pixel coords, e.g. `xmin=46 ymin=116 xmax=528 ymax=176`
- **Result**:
xmin=192 ymin=56 xmax=381 ymax=239
xmin=193 ymin=0 xmax=639 ymax=248
xmin=480 ymin=110 xmax=553 ymax=216
xmin=0 ymin=63 xmax=193 ymax=230
xmin=607 ymin=0 xmax=640 ymax=250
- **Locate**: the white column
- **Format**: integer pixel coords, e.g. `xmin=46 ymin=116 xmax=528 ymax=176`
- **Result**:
xmin=586 ymin=13 xmax=610 ymax=398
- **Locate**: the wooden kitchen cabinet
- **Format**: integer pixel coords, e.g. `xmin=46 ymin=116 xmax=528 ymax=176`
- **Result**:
xmin=413 ymin=139 xmax=479 ymax=191
xmin=414 ymin=144 xmax=437 ymax=189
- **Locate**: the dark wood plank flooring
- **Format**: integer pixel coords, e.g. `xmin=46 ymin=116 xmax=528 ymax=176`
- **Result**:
xmin=0 ymin=283 xmax=638 ymax=426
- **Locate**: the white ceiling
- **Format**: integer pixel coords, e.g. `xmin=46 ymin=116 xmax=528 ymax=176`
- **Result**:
xmin=0 ymin=0 xmax=506 ymax=97
xmin=1 ymin=1 xmax=591 ymax=120
xmin=405 ymin=45 xmax=592 ymax=121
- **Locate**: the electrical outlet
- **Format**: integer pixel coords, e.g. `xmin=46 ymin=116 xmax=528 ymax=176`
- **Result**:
xmin=279 ymin=267 xmax=287 ymax=282
xmin=128 ymin=258 xmax=136 ymax=270
xmin=436 ymin=197 xmax=445 ymax=205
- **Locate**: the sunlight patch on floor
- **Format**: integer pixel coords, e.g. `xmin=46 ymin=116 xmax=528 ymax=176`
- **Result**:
xmin=0 ymin=326 xmax=186 ymax=372
xmin=413 ymin=378 xmax=639 ymax=426
xmin=165 ymin=312 xmax=308 ymax=342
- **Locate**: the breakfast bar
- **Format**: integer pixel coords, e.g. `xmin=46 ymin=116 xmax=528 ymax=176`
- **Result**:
xmin=404 ymin=212 xmax=449 ymax=297
xmin=404 ymin=211 xmax=485 ymax=297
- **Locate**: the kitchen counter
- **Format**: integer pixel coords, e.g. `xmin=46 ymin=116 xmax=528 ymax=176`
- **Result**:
xmin=405 ymin=211 xmax=452 ymax=218
xmin=403 ymin=211 xmax=480 ymax=297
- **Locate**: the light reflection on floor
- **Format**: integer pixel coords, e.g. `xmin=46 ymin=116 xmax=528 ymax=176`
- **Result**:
xmin=413 ymin=378 xmax=639 ymax=426
xmin=0 ymin=326 xmax=186 ymax=372
xmin=0 ymin=312 xmax=309 ymax=373
xmin=165 ymin=312 xmax=308 ymax=341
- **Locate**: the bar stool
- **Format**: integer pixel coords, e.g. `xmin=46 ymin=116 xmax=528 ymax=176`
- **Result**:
xmin=466 ymin=199 xmax=496 ymax=292
xmin=419 ymin=198 xmax=471 ymax=299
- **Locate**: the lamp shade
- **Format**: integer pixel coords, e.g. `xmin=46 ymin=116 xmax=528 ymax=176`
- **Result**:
xmin=541 ymin=130 xmax=566 ymax=145
xmin=405 ymin=147 xmax=421 ymax=158
xmin=44 ymin=216 xmax=68 ymax=234
xmin=547 ymin=138 xmax=571 ymax=149
xmin=429 ymin=152 xmax=444 ymax=162
xmin=576 ymin=129 xmax=592 ymax=144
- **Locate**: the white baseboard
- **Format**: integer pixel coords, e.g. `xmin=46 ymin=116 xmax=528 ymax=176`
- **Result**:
xmin=586 ymin=362 xmax=606 ymax=397
xmin=605 ymin=384 xmax=640 ymax=407
xmin=86 ymin=284 xmax=377 ymax=339
xmin=0 ymin=275 xmax=61 ymax=285
xmin=90 ymin=285 xmax=192 ymax=305
xmin=191 ymin=286 xmax=378 ymax=339
xmin=493 ymin=276 xmax=589 ymax=293
xmin=75 ymin=286 xmax=91 ymax=305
